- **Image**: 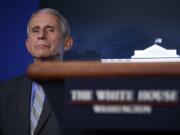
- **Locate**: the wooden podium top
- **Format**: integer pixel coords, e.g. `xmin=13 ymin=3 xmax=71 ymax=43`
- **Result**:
xmin=27 ymin=61 xmax=180 ymax=80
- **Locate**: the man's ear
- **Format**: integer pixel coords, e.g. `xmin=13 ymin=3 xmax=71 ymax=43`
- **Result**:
xmin=63 ymin=36 xmax=73 ymax=51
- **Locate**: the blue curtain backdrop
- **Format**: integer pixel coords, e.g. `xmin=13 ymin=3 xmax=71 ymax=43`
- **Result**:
xmin=0 ymin=1 xmax=39 ymax=81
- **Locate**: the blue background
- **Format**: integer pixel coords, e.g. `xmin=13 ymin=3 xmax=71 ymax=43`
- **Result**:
xmin=1 ymin=0 xmax=180 ymax=81
xmin=0 ymin=0 xmax=39 ymax=81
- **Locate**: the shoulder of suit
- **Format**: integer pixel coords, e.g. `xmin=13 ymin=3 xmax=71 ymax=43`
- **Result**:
xmin=0 ymin=74 xmax=32 ymax=94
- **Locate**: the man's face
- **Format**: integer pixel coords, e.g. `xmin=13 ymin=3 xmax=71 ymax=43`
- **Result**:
xmin=26 ymin=13 xmax=64 ymax=61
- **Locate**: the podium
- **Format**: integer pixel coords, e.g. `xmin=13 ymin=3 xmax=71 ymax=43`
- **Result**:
xmin=27 ymin=61 xmax=180 ymax=134
xmin=28 ymin=61 xmax=180 ymax=79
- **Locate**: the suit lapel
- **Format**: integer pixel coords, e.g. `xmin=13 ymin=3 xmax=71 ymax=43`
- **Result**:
xmin=34 ymin=89 xmax=51 ymax=135
xmin=32 ymin=81 xmax=63 ymax=135
xmin=7 ymin=75 xmax=52 ymax=135
xmin=16 ymin=75 xmax=32 ymax=135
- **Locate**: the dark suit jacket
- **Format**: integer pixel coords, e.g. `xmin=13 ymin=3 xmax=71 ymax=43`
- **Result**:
xmin=0 ymin=75 xmax=62 ymax=135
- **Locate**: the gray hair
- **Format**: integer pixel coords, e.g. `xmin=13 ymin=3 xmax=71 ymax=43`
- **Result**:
xmin=27 ymin=8 xmax=70 ymax=36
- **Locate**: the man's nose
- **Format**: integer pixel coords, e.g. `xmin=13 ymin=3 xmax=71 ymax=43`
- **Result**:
xmin=37 ymin=30 xmax=47 ymax=39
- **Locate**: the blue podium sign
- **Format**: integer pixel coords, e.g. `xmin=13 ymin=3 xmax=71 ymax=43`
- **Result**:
xmin=59 ymin=77 xmax=180 ymax=131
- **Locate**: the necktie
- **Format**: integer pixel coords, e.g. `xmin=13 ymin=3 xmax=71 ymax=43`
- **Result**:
xmin=31 ymin=82 xmax=45 ymax=135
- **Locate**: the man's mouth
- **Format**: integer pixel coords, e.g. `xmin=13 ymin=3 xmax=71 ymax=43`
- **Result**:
xmin=35 ymin=44 xmax=50 ymax=49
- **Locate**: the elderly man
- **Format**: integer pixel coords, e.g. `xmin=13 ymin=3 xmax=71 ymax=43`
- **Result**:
xmin=0 ymin=8 xmax=73 ymax=135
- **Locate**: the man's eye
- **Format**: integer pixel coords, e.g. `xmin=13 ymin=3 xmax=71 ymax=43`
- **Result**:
xmin=48 ymin=29 xmax=54 ymax=32
xmin=32 ymin=29 xmax=39 ymax=33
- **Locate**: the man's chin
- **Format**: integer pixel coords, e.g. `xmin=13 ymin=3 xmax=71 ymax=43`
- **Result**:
xmin=33 ymin=52 xmax=50 ymax=58
xmin=33 ymin=53 xmax=60 ymax=62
